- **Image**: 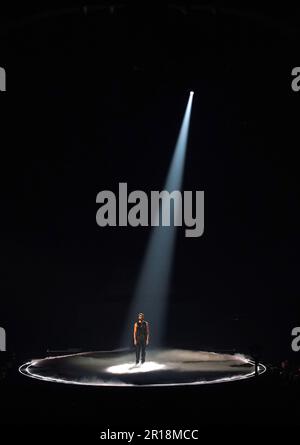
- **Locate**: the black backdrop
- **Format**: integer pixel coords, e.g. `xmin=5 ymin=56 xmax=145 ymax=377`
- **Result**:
xmin=1 ymin=3 xmax=299 ymax=363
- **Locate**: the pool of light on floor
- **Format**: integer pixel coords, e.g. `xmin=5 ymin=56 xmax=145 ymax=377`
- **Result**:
xmin=106 ymin=361 xmax=166 ymax=374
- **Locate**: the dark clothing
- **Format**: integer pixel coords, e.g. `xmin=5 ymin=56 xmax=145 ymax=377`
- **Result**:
xmin=136 ymin=337 xmax=146 ymax=364
xmin=135 ymin=320 xmax=148 ymax=364
xmin=136 ymin=320 xmax=148 ymax=340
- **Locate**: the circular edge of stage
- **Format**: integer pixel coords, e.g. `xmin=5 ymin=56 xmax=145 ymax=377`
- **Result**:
xmin=19 ymin=349 xmax=267 ymax=387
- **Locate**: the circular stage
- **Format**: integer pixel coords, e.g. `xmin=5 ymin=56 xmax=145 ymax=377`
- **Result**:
xmin=19 ymin=348 xmax=266 ymax=387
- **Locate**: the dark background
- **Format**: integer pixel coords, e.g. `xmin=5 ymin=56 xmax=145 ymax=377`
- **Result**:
xmin=0 ymin=2 xmax=300 ymax=427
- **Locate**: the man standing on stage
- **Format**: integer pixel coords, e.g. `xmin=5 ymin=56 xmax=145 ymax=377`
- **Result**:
xmin=133 ymin=313 xmax=150 ymax=364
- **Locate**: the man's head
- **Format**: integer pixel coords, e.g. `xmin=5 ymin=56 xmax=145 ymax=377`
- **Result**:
xmin=138 ymin=313 xmax=144 ymax=322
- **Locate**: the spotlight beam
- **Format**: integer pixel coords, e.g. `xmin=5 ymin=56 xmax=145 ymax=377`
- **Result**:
xmin=121 ymin=92 xmax=194 ymax=348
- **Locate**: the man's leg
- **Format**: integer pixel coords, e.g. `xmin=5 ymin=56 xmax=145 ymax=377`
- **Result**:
xmin=136 ymin=342 xmax=140 ymax=364
xmin=141 ymin=340 xmax=146 ymax=364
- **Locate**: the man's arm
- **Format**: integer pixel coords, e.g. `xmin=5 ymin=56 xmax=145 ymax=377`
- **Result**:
xmin=133 ymin=322 xmax=137 ymax=345
xmin=146 ymin=321 xmax=150 ymax=345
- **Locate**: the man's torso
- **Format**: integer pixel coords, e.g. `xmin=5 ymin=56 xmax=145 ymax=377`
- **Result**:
xmin=136 ymin=320 xmax=147 ymax=340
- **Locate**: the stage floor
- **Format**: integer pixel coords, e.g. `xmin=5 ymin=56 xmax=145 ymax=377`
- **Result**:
xmin=19 ymin=348 xmax=266 ymax=387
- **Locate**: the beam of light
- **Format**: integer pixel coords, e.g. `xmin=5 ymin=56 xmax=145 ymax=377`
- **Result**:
xmin=121 ymin=92 xmax=194 ymax=348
